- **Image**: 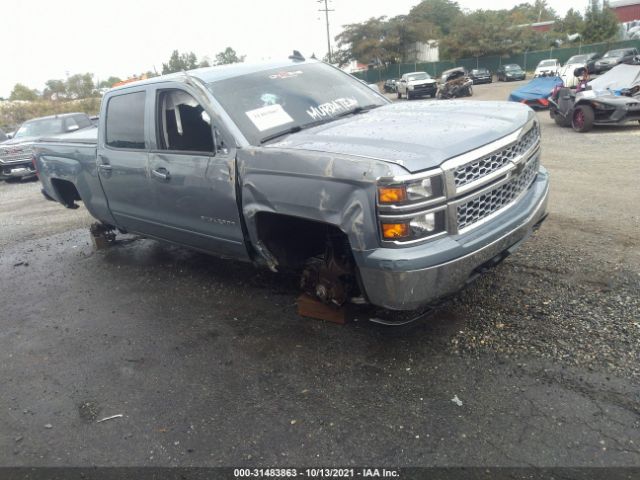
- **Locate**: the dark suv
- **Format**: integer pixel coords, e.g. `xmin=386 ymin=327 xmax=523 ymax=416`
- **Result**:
xmin=469 ymin=68 xmax=492 ymax=84
xmin=496 ymin=64 xmax=526 ymax=81
xmin=594 ymin=48 xmax=640 ymax=73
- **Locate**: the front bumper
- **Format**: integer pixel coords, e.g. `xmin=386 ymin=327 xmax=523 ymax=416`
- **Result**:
xmin=357 ymin=170 xmax=549 ymax=310
xmin=409 ymin=84 xmax=437 ymax=97
xmin=0 ymin=162 xmax=37 ymax=180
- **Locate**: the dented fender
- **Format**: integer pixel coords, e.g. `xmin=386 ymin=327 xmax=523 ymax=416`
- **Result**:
xmin=237 ymin=147 xmax=401 ymax=259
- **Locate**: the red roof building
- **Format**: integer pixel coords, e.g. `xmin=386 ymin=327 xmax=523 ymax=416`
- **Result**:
xmin=610 ymin=0 xmax=640 ymax=23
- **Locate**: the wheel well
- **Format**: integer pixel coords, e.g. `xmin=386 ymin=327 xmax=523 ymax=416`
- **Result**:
xmin=51 ymin=179 xmax=81 ymax=207
xmin=255 ymin=212 xmax=350 ymax=269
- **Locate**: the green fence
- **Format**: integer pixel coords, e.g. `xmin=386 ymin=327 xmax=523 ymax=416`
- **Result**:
xmin=354 ymin=39 xmax=640 ymax=83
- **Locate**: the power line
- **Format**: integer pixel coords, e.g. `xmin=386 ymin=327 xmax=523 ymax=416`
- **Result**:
xmin=317 ymin=0 xmax=334 ymax=63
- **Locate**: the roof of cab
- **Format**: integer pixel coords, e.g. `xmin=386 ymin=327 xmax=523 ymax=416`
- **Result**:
xmin=110 ymin=58 xmax=319 ymax=92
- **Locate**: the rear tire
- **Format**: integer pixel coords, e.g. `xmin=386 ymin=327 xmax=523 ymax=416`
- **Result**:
xmin=572 ymin=105 xmax=595 ymax=132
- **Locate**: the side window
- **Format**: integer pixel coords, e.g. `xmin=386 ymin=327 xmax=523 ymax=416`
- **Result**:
xmin=106 ymin=91 xmax=146 ymax=149
xmin=65 ymin=117 xmax=79 ymax=132
xmin=157 ymin=89 xmax=213 ymax=153
xmin=74 ymin=115 xmax=91 ymax=129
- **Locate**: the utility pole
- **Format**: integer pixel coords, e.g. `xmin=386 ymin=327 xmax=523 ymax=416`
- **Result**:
xmin=318 ymin=0 xmax=334 ymax=63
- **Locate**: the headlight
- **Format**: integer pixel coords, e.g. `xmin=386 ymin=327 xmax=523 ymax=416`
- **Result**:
xmin=380 ymin=210 xmax=446 ymax=241
xmin=377 ymin=176 xmax=442 ymax=205
xmin=377 ymin=171 xmax=447 ymax=243
xmin=408 ymin=85 xmax=415 ymax=90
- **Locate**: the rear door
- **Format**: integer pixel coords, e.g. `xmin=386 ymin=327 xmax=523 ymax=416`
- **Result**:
xmin=97 ymin=89 xmax=155 ymax=233
xmin=146 ymin=84 xmax=248 ymax=259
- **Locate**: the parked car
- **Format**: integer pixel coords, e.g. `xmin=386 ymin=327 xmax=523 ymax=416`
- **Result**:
xmin=497 ymin=64 xmax=526 ymax=81
xmin=396 ymin=71 xmax=438 ymax=99
xmin=469 ymin=68 xmax=492 ymax=84
xmin=594 ymin=48 xmax=640 ymax=73
xmin=549 ymin=65 xmax=640 ymax=132
xmin=0 ymin=113 xmax=93 ymax=181
xmin=534 ymin=59 xmax=561 ymax=77
xmin=33 ymin=57 xmax=548 ymax=314
xmin=383 ymin=79 xmax=398 ymax=93
xmin=560 ymin=53 xmax=601 ymax=87
xmin=564 ymin=52 xmax=601 ymax=74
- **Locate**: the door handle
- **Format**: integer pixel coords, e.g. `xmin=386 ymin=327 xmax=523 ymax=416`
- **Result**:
xmin=152 ymin=167 xmax=171 ymax=181
xmin=98 ymin=164 xmax=112 ymax=171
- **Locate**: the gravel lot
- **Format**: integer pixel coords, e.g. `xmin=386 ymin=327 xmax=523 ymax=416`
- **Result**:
xmin=1 ymin=80 xmax=639 ymax=467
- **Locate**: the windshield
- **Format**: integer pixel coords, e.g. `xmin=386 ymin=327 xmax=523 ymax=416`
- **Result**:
xmin=604 ymin=50 xmax=624 ymax=58
xmin=405 ymin=72 xmax=430 ymax=81
xmin=208 ymin=63 xmax=387 ymax=145
xmin=505 ymin=65 xmax=521 ymax=71
xmin=567 ymin=55 xmax=588 ymax=64
xmin=15 ymin=118 xmax=65 ymax=138
xmin=538 ymin=60 xmax=556 ymax=67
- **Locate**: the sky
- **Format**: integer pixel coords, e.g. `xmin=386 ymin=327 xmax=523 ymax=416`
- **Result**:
xmin=1 ymin=0 xmax=591 ymax=98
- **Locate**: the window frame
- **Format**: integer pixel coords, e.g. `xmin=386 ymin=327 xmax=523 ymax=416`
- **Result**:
xmin=153 ymin=87 xmax=217 ymax=157
xmin=104 ymin=90 xmax=148 ymax=152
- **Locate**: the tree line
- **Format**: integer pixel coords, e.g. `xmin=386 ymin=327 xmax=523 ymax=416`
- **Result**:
xmin=332 ymin=0 xmax=620 ymax=67
xmin=4 ymin=47 xmax=245 ymax=102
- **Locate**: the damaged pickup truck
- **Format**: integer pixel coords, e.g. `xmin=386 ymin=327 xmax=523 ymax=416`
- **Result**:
xmin=33 ymin=56 xmax=549 ymax=311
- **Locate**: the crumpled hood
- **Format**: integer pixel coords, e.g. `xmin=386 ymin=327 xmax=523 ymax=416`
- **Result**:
xmin=269 ymin=101 xmax=533 ymax=173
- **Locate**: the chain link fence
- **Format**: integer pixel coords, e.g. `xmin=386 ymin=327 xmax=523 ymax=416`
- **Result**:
xmin=354 ymin=39 xmax=640 ymax=83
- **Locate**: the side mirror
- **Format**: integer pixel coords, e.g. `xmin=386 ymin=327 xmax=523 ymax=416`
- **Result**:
xmin=67 ymin=124 xmax=79 ymax=132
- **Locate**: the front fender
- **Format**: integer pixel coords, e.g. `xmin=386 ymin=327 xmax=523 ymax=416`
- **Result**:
xmin=237 ymin=147 xmax=401 ymax=257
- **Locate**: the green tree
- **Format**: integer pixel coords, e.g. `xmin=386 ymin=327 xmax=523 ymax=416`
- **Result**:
xmin=97 ymin=76 xmax=122 ymax=89
xmin=509 ymin=1 xmax=558 ymax=24
xmin=324 ymin=48 xmax=352 ymax=67
xmin=9 ymin=83 xmax=39 ymax=101
xmin=214 ymin=47 xmax=246 ymax=65
xmin=408 ymin=0 xmax=461 ymax=36
xmin=162 ymin=50 xmax=200 ymax=74
xmin=442 ymin=9 xmax=540 ymax=58
xmin=557 ymin=8 xmax=584 ymax=34
xmin=66 ymin=73 xmax=95 ymax=99
xmin=43 ymin=79 xmax=67 ymax=100
xmin=582 ymin=0 xmax=619 ymax=42
xmin=335 ymin=17 xmax=390 ymax=65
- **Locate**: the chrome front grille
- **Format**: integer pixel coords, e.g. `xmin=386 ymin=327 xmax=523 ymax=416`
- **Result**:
xmin=453 ymin=123 xmax=539 ymax=189
xmin=456 ymin=154 xmax=540 ymax=231
xmin=0 ymin=147 xmax=33 ymax=165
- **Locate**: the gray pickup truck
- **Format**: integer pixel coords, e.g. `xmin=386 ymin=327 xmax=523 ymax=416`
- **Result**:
xmin=33 ymin=57 xmax=549 ymax=311
xmin=1 ymin=113 xmax=93 ymax=181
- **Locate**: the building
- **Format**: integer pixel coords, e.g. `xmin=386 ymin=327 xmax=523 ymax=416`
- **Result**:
xmin=610 ymin=0 xmax=640 ymax=23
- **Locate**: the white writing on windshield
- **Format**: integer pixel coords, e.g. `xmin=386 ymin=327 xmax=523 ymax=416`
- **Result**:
xmin=306 ymin=97 xmax=358 ymax=121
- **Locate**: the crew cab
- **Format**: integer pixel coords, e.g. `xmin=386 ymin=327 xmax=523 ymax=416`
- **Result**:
xmin=0 ymin=113 xmax=93 ymax=181
xmin=33 ymin=57 xmax=549 ymax=312
xmin=396 ymin=71 xmax=438 ymax=100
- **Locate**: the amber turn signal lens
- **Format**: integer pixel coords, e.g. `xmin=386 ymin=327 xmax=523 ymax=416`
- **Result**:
xmin=378 ymin=186 xmax=407 ymax=204
xmin=381 ymin=223 xmax=410 ymax=239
